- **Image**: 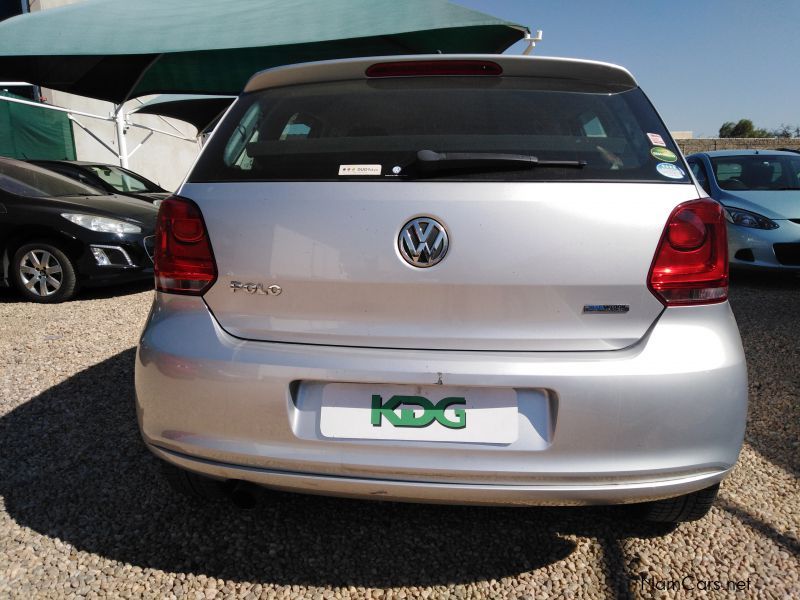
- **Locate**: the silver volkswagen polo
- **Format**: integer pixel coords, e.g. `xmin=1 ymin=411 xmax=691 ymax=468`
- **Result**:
xmin=135 ymin=55 xmax=748 ymax=522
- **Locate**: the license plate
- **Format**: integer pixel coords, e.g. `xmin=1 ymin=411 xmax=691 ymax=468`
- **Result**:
xmin=320 ymin=383 xmax=518 ymax=444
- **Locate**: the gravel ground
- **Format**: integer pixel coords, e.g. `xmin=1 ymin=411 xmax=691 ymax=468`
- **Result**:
xmin=0 ymin=273 xmax=798 ymax=599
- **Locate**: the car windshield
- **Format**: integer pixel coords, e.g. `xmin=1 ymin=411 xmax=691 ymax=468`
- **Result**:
xmin=711 ymin=155 xmax=800 ymax=191
xmin=191 ymin=77 xmax=689 ymax=183
xmin=0 ymin=160 xmax=101 ymax=197
xmin=86 ymin=165 xmax=157 ymax=193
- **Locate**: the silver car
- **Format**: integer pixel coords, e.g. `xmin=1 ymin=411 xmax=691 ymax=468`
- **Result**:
xmin=135 ymin=55 xmax=748 ymax=523
xmin=686 ymin=150 xmax=800 ymax=271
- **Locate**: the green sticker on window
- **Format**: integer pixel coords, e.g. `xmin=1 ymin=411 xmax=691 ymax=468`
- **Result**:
xmin=651 ymin=147 xmax=678 ymax=162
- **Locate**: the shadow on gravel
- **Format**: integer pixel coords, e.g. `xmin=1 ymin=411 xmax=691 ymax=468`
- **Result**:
xmin=716 ymin=497 xmax=800 ymax=555
xmin=0 ymin=349 xmax=674 ymax=589
xmin=728 ymin=270 xmax=800 ymax=478
xmin=0 ymin=279 xmax=153 ymax=304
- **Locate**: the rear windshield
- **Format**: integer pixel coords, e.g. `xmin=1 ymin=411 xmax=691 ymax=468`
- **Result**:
xmin=0 ymin=160 xmax=101 ymax=198
xmin=711 ymin=155 xmax=800 ymax=191
xmin=190 ymin=76 xmax=689 ymax=183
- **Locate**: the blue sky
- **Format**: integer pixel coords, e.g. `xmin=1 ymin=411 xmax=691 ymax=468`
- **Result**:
xmin=455 ymin=0 xmax=796 ymax=137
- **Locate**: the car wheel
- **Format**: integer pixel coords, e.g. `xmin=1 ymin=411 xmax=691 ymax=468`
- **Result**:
xmin=639 ymin=483 xmax=720 ymax=523
xmin=11 ymin=241 xmax=78 ymax=303
xmin=160 ymin=461 xmax=227 ymax=501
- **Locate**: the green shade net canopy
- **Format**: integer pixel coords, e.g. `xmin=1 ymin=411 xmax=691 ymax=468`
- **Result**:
xmin=131 ymin=94 xmax=234 ymax=132
xmin=0 ymin=0 xmax=527 ymax=104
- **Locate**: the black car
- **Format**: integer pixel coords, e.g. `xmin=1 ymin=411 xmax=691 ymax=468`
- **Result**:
xmin=0 ymin=157 xmax=157 ymax=302
xmin=29 ymin=160 xmax=170 ymax=206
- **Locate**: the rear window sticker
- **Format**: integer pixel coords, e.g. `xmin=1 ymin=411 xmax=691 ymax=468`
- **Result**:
xmin=651 ymin=147 xmax=678 ymax=162
xmin=338 ymin=164 xmax=382 ymax=176
xmin=656 ymin=162 xmax=686 ymax=179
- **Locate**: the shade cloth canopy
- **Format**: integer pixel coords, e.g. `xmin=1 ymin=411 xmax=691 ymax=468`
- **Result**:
xmin=0 ymin=0 xmax=526 ymax=103
xmin=131 ymin=94 xmax=234 ymax=132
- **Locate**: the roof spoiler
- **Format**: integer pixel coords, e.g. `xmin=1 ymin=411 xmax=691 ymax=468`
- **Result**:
xmin=245 ymin=54 xmax=638 ymax=93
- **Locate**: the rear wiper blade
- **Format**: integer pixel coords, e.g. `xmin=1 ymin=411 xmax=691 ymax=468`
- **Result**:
xmin=414 ymin=149 xmax=586 ymax=175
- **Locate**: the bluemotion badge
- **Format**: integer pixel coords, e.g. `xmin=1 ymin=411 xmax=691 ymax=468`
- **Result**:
xmin=583 ymin=304 xmax=630 ymax=314
xmin=371 ymin=395 xmax=466 ymax=429
xmin=650 ymin=147 xmax=677 ymax=162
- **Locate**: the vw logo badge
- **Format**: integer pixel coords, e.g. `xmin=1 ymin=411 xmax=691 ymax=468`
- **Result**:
xmin=398 ymin=217 xmax=449 ymax=268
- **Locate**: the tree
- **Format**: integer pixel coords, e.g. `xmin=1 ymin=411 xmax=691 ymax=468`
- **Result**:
xmin=771 ymin=123 xmax=797 ymax=138
xmin=719 ymin=121 xmax=735 ymax=138
xmin=718 ymin=118 xmax=771 ymax=138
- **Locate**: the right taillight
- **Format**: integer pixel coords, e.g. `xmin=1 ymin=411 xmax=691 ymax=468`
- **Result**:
xmin=648 ymin=198 xmax=728 ymax=306
xmin=154 ymin=196 xmax=217 ymax=295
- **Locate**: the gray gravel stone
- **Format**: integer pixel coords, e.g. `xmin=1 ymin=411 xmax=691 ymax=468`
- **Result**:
xmin=0 ymin=274 xmax=798 ymax=599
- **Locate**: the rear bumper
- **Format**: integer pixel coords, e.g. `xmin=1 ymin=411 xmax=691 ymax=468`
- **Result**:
xmin=152 ymin=444 xmax=731 ymax=506
xmin=135 ymin=294 xmax=748 ymax=506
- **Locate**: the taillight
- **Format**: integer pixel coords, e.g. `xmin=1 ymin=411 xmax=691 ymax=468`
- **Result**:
xmin=365 ymin=60 xmax=502 ymax=77
xmin=154 ymin=196 xmax=217 ymax=295
xmin=648 ymin=198 xmax=728 ymax=306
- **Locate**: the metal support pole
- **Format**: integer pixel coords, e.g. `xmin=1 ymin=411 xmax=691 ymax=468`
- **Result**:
xmin=522 ymin=30 xmax=543 ymax=55
xmin=0 ymin=93 xmax=113 ymax=120
xmin=68 ymin=116 xmax=119 ymax=156
xmin=114 ymin=105 xmax=129 ymax=168
xmin=127 ymin=121 xmax=196 ymax=142
xmin=126 ymin=130 xmax=154 ymax=159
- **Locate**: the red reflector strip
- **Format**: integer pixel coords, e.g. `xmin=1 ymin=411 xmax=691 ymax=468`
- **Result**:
xmin=366 ymin=60 xmax=503 ymax=78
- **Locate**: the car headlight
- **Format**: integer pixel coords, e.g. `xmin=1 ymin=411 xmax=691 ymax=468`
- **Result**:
xmin=723 ymin=207 xmax=779 ymax=230
xmin=61 ymin=213 xmax=141 ymax=234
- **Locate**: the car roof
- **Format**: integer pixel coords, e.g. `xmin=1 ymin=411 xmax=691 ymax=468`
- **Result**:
xmin=244 ymin=54 xmax=638 ymax=93
xmin=690 ymin=149 xmax=800 ymax=158
xmin=3 ymin=156 xmax=71 ymax=171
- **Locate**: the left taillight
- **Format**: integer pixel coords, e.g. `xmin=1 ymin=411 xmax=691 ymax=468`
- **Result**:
xmin=154 ymin=195 xmax=217 ymax=295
